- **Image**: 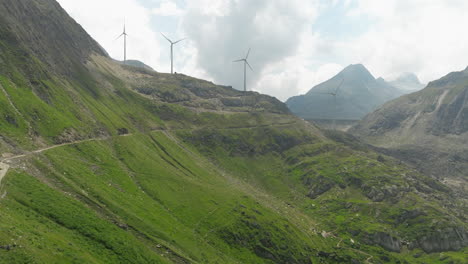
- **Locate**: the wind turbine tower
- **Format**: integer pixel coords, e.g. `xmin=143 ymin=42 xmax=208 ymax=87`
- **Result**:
xmin=234 ymin=48 xmax=253 ymax=92
xmin=116 ymin=21 xmax=128 ymax=64
xmin=310 ymin=78 xmax=344 ymax=129
xmin=161 ymin=33 xmax=186 ymax=74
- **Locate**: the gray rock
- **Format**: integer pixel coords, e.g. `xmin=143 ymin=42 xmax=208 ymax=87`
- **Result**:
xmin=414 ymin=227 xmax=468 ymax=253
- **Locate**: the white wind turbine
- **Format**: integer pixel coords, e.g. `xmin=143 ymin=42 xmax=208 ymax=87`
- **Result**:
xmin=116 ymin=21 xmax=128 ymax=64
xmin=161 ymin=33 xmax=186 ymax=74
xmin=233 ymin=48 xmax=253 ymax=92
xmin=311 ymin=78 xmax=344 ymax=128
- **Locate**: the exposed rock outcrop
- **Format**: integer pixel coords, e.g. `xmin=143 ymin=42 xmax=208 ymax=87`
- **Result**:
xmin=412 ymin=227 xmax=468 ymax=253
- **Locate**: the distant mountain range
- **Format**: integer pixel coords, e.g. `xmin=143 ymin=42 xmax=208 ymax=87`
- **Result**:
xmin=286 ymin=64 xmax=424 ymax=121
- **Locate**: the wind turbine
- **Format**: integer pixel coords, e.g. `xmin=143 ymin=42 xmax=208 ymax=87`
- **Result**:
xmin=233 ymin=48 xmax=253 ymax=92
xmin=310 ymin=79 xmax=344 ymax=101
xmin=161 ymin=33 xmax=186 ymax=74
xmin=116 ymin=20 xmax=128 ymax=64
xmin=310 ymin=78 xmax=344 ymax=128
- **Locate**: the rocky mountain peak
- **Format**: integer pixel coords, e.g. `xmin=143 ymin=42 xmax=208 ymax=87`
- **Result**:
xmin=337 ymin=64 xmax=375 ymax=83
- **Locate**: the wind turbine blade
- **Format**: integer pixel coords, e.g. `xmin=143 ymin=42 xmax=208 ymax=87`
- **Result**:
xmin=246 ymin=60 xmax=253 ymax=71
xmin=335 ymin=79 xmax=344 ymax=94
xmin=115 ymin=33 xmax=124 ymax=40
xmin=245 ymin=48 xmax=251 ymax=59
xmin=233 ymin=59 xmax=244 ymax=62
xmin=173 ymin=38 xmax=186 ymax=44
xmin=160 ymin=32 xmax=172 ymax=43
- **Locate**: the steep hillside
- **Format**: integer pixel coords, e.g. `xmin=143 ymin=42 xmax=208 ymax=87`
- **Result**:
xmin=0 ymin=0 xmax=106 ymax=76
xmin=351 ymin=66 xmax=468 ymax=197
xmin=0 ymin=0 xmax=466 ymax=263
xmin=286 ymin=64 xmax=404 ymax=121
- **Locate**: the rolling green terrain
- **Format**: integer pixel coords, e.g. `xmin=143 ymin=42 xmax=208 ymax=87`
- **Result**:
xmin=0 ymin=0 xmax=466 ymax=263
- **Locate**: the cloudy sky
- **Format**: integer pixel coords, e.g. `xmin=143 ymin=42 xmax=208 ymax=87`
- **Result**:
xmin=57 ymin=0 xmax=468 ymax=101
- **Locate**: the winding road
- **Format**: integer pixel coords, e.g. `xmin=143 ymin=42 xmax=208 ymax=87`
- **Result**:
xmin=0 ymin=137 xmax=104 ymax=193
xmin=0 ymin=121 xmax=300 ymax=193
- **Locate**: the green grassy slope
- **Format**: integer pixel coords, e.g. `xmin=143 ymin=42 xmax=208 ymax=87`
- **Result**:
xmin=178 ymin=127 xmax=467 ymax=263
xmin=1 ymin=126 xmax=466 ymax=263
xmin=0 ymin=132 xmax=365 ymax=263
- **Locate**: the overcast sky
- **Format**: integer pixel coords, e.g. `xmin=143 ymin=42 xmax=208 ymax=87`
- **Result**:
xmin=57 ymin=0 xmax=468 ymax=101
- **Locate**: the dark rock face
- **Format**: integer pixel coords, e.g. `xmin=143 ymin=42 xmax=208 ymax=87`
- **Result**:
xmin=362 ymin=228 xmax=468 ymax=254
xmin=412 ymin=227 xmax=468 ymax=253
xmin=303 ymin=175 xmax=335 ymax=199
xmin=367 ymin=232 xmax=402 ymax=252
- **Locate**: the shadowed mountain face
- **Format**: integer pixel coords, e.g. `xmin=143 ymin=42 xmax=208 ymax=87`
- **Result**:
xmin=350 ymin=66 xmax=468 ymax=196
xmin=0 ymin=0 xmax=466 ymax=263
xmin=0 ymin=0 xmax=107 ymax=76
xmin=286 ymin=64 xmax=405 ymax=121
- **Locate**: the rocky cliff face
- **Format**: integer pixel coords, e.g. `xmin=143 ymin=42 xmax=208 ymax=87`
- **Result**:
xmin=413 ymin=227 xmax=467 ymax=253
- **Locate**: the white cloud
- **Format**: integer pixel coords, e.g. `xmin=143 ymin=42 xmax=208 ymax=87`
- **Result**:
xmin=57 ymin=0 xmax=167 ymax=72
xmin=254 ymin=32 xmax=343 ymax=101
xmin=182 ymin=0 xmax=321 ymax=98
xmin=344 ymin=0 xmax=468 ymax=83
xmin=152 ymin=1 xmax=184 ymax=17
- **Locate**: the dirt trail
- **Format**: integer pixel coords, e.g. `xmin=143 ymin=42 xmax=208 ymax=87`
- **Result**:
xmin=0 ymin=137 xmax=106 ymax=194
xmin=0 ymin=122 xmax=296 ymax=191
xmin=0 ymin=162 xmax=9 ymax=187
